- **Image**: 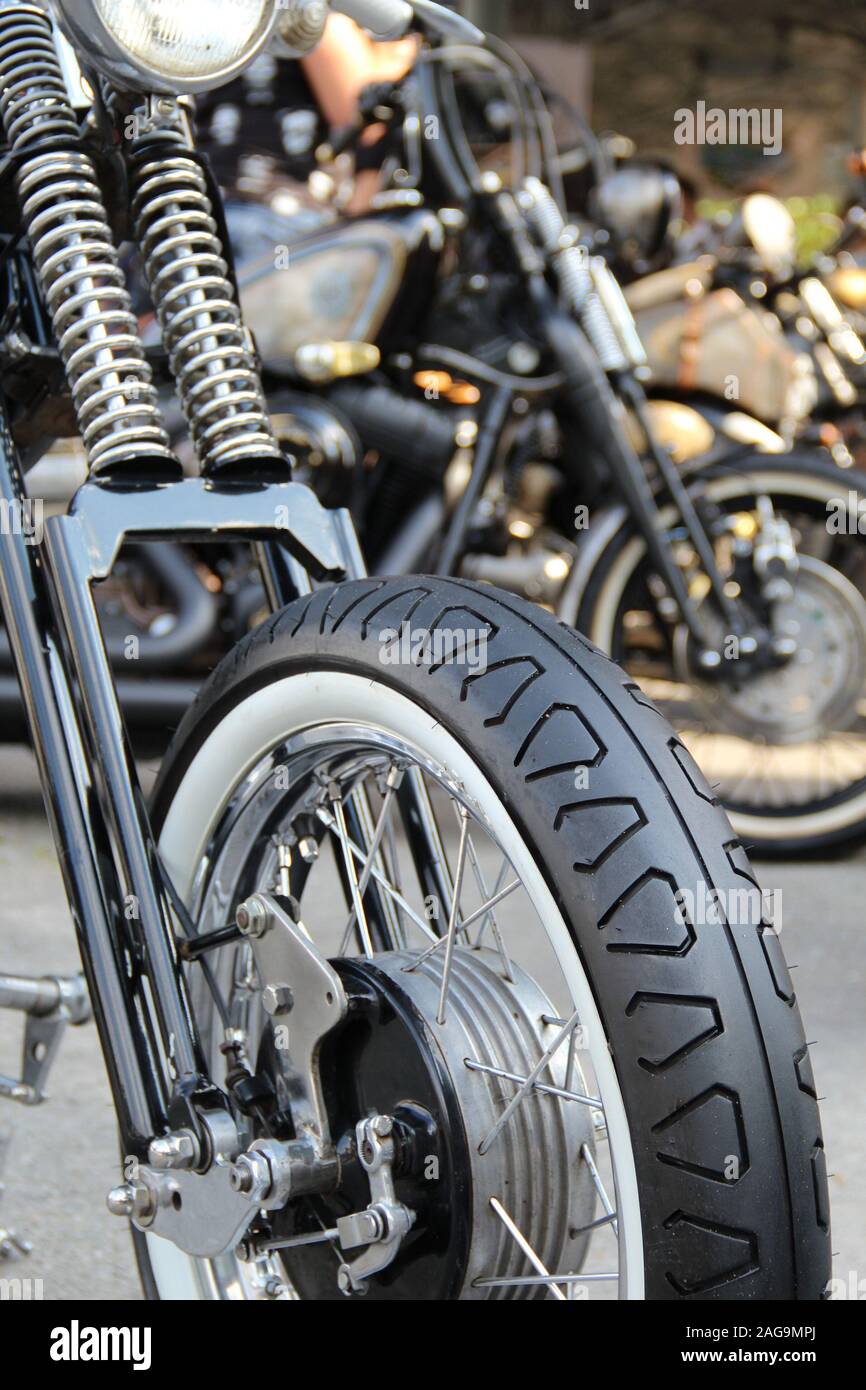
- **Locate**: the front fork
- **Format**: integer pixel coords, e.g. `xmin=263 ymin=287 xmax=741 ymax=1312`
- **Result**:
xmin=537 ymin=276 xmax=793 ymax=675
xmin=0 ymin=399 xmax=353 ymax=1165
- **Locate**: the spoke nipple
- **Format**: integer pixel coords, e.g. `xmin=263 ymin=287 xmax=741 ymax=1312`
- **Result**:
xmin=298 ymin=836 xmax=319 ymax=863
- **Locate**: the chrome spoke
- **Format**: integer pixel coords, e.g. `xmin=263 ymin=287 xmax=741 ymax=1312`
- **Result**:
xmin=455 ymin=877 xmax=520 ymax=934
xmin=382 ymin=808 xmax=407 ymax=948
xmin=581 ymin=1141 xmax=618 ymax=1236
xmin=404 ymin=875 xmax=521 ymax=974
xmin=329 ymin=788 xmax=375 ymax=959
xmin=478 ymin=1008 xmax=583 ymax=1155
xmin=315 ymin=805 xmax=438 ymax=942
xmin=437 ymin=806 xmax=471 ymax=1025
xmin=570 ymin=1210 xmax=618 ymax=1237
xmin=474 ymin=1271 xmax=619 ymax=1289
xmin=488 ymin=1197 xmax=567 ymax=1301
xmin=405 ymin=765 xmax=455 ymax=923
xmin=472 ymin=856 xmax=510 ymax=948
xmin=465 ymin=1059 xmax=601 ymax=1109
xmin=460 ymin=819 xmax=513 ymax=981
xmin=338 ymin=765 xmax=404 ymax=954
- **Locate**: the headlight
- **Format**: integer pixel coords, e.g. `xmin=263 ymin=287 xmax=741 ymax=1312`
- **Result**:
xmin=54 ymin=0 xmax=279 ymax=94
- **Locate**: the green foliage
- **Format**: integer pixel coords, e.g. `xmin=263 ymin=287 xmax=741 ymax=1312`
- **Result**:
xmin=697 ymin=194 xmax=843 ymax=266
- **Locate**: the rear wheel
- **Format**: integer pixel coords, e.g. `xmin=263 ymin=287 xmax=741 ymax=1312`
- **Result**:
xmin=136 ymin=577 xmax=829 ymax=1299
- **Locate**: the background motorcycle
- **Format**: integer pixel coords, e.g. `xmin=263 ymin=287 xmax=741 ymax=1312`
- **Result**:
xmin=608 ymin=177 xmax=866 ymax=468
xmin=228 ymin=38 xmax=866 ymax=854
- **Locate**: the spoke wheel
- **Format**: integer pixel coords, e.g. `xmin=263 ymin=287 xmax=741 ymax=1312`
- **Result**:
xmin=572 ymin=457 xmax=866 ymax=850
xmin=156 ymin=728 xmax=623 ymax=1300
xmin=135 ymin=577 xmax=829 ymax=1300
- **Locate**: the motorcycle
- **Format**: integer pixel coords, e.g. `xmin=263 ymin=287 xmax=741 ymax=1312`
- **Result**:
xmin=0 ymin=0 xmax=831 ymax=1303
xmin=229 ymin=39 xmax=866 ymax=854
xmin=610 ymin=177 xmax=866 ymax=466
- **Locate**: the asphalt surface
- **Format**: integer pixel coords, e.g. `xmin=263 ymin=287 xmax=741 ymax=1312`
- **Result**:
xmin=0 ymin=742 xmax=863 ymax=1302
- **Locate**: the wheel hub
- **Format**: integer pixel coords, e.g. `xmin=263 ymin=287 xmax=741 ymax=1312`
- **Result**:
xmin=269 ymin=946 xmax=596 ymax=1299
xmin=677 ymin=555 xmax=866 ymax=744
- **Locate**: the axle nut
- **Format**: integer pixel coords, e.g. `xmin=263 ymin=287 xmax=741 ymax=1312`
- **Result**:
xmin=236 ymin=898 xmax=269 ymax=938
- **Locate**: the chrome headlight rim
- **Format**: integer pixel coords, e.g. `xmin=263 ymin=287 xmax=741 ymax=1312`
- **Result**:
xmin=52 ymin=0 xmax=280 ymax=96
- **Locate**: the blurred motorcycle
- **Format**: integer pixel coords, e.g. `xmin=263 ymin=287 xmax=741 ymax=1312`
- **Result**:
xmin=600 ymin=172 xmax=866 ymax=467
xmin=225 ymin=38 xmax=866 ymax=853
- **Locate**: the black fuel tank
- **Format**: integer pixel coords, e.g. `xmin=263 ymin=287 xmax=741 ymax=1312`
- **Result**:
xmin=230 ymin=203 xmax=445 ymax=373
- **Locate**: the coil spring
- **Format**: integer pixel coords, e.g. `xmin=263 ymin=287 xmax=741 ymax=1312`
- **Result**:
xmin=129 ymin=135 xmax=284 ymax=475
xmin=0 ymin=4 xmax=176 ymax=476
xmin=522 ymin=176 xmax=629 ymax=373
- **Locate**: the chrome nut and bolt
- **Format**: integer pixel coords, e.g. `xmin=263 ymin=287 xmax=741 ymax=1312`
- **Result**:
xmin=236 ymin=897 xmax=269 ymax=938
xmin=297 ymin=836 xmax=319 ymax=863
xmin=148 ymin=1129 xmax=199 ymax=1171
xmin=228 ymin=1150 xmax=274 ymax=1205
xmin=261 ymin=983 xmax=294 ymax=1017
xmin=106 ymin=1180 xmax=156 ymax=1224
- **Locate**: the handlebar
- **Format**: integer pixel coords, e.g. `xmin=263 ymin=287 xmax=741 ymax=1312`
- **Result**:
xmin=332 ymin=0 xmax=412 ymax=34
xmin=332 ymin=0 xmax=484 ymax=43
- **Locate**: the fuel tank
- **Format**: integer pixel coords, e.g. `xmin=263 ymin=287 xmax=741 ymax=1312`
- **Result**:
xmin=625 ymin=258 xmax=811 ymax=426
xmin=228 ymin=203 xmax=445 ymax=373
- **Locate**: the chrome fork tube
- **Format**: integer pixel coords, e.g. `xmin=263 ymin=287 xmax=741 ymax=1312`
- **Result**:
xmin=0 ymin=406 xmax=164 ymax=1153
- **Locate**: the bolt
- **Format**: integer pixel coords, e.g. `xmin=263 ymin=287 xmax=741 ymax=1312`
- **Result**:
xmin=229 ymin=1159 xmax=255 ymax=1195
xmin=236 ymin=897 xmax=269 ymax=938
xmin=261 ymin=983 xmax=294 ymax=1017
xmin=371 ymin=1115 xmax=393 ymax=1138
xmin=106 ymin=1184 xmax=136 ymax=1217
xmin=148 ymin=1131 xmax=197 ymax=1171
xmin=229 ymin=1150 xmax=276 ymax=1205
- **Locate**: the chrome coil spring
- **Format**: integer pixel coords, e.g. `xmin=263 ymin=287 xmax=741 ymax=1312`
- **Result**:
xmin=522 ymin=176 xmax=629 ymax=373
xmin=0 ymin=4 xmax=176 ymax=476
xmin=129 ymin=138 xmax=284 ymax=474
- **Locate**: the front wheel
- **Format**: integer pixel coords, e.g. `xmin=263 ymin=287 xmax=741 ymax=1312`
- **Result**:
xmin=137 ymin=577 xmax=828 ymax=1300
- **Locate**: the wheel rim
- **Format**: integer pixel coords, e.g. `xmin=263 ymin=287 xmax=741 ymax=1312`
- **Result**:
xmin=585 ymin=468 xmax=866 ymax=838
xmin=149 ymin=671 xmax=645 ymax=1299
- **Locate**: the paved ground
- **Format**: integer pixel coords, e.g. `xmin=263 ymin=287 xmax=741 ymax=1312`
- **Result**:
xmin=0 ymin=742 xmax=863 ymax=1301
